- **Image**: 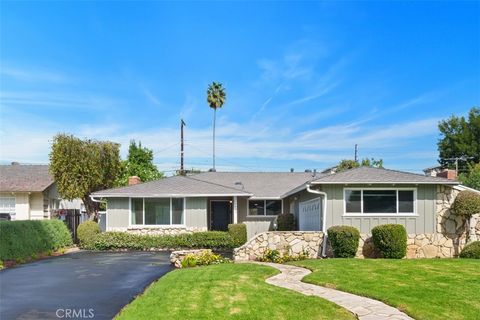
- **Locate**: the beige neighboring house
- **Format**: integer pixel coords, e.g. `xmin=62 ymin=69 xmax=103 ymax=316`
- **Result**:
xmin=0 ymin=163 xmax=83 ymax=220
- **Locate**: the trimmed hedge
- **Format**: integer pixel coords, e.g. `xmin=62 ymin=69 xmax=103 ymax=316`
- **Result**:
xmin=84 ymin=231 xmax=238 ymax=251
xmin=277 ymin=213 xmax=295 ymax=231
xmin=459 ymin=241 xmax=480 ymax=259
xmin=371 ymin=224 xmax=407 ymax=259
xmin=77 ymin=221 xmax=101 ymax=246
xmin=228 ymin=223 xmax=247 ymax=246
xmin=0 ymin=219 xmax=72 ymax=261
xmin=327 ymin=226 xmax=360 ymax=258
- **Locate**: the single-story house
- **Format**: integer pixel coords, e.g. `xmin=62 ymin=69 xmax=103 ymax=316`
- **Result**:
xmin=0 ymin=163 xmax=83 ymax=220
xmin=92 ymin=166 xmax=467 ymax=240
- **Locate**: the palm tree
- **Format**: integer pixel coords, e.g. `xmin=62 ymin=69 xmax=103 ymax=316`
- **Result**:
xmin=207 ymin=82 xmax=226 ymax=171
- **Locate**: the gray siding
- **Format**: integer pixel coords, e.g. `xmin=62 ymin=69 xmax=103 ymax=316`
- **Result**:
xmin=286 ymin=184 xmax=437 ymax=234
xmin=107 ymin=198 xmax=129 ymax=230
xmin=186 ymin=198 xmax=208 ymax=229
xmin=237 ymin=196 xmax=276 ymax=240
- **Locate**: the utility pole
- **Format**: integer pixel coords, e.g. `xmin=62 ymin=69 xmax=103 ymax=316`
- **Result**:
xmin=180 ymin=119 xmax=186 ymax=175
xmin=354 ymin=144 xmax=358 ymax=163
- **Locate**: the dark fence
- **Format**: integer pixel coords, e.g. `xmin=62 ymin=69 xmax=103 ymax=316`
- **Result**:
xmin=63 ymin=209 xmax=81 ymax=243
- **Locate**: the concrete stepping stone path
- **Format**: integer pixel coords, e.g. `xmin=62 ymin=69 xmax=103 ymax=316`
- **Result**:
xmin=254 ymin=262 xmax=414 ymax=320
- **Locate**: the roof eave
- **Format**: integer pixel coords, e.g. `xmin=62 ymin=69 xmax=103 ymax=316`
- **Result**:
xmin=91 ymin=193 xmax=254 ymax=198
xmin=310 ymin=181 xmax=459 ymax=185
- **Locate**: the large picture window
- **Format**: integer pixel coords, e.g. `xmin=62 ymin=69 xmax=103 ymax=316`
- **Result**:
xmin=344 ymin=189 xmax=415 ymax=215
xmin=248 ymin=199 xmax=282 ymax=216
xmin=130 ymin=198 xmax=185 ymax=226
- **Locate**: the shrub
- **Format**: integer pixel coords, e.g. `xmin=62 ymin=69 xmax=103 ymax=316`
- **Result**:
xmin=258 ymin=248 xmax=309 ymax=263
xmin=0 ymin=219 xmax=73 ymax=261
xmin=77 ymin=221 xmax=101 ymax=247
xmin=459 ymin=241 xmax=480 ymax=259
xmin=452 ymin=191 xmax=480 ymax=218
xmin=85 ymin=231 xmax=238 ymax=251
xmin=277 ymin=213 xmax=295 ymax=231
xmin=228 ymin=223 xmax=247 ymax=246
xmin=180 ymin=250 xmax=231 ymax=268
xmin=327 ymin=226 xmax=360 ymax=258
xmin=371 ymin=224 xmax=407 ymax=259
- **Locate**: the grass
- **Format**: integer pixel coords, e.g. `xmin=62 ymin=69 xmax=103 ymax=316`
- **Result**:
xmin=116 ymin=263 xmax=355 ymax=320
xmin=291 ymin=259 xmax=480 ymax=320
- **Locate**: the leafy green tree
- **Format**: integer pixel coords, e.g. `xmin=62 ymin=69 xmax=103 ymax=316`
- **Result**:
xmin=116 ymin=140 xmax=163 ymax=186
xmin=49 ymin=134 xmax=121 ymax=221
xmin=207 ymin=82 xmax=226 ymax=171
xmin=336 ymin=158 xmax=384 ymax=172
xmin=459 ymin=163 xmax=480 ymax=190
xmin=438 ymin=107 xmax=480 ymax=169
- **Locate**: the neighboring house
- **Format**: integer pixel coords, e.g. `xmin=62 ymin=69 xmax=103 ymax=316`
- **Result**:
xmin=92 ymin=166 xmax=463 ymax=239
xmin=0 ymin=163 xmax=83 ymax=220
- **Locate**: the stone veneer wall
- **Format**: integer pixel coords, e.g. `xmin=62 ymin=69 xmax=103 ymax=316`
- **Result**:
xmin=127 ymin=226 xmax=207 ymax=236
xmin=234 ymin=232 xmax=324 ymax=261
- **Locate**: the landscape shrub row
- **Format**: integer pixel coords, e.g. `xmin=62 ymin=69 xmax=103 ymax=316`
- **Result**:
xmin=82 ymin=230 xmax=239 ymax=250
xmin=0 ymin=219 xmax=73 ymax=261
xmin=459 ymin=241 xmax=480 ymax=259
xmin=327 ymin=226 xmax=360 ymax=258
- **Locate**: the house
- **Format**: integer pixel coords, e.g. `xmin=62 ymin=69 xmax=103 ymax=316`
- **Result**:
xmin=0 ymin=163 xmax=83 ymax=220
xmin=91 ymin=166 xmax=463 ymax=240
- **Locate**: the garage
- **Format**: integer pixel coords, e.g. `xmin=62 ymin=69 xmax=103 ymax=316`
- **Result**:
xmin=298 ymin=197 xmax=322 ymax=231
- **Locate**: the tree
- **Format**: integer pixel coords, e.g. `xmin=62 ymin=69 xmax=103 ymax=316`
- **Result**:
xmin=49 ymin=134 xmax=121 ymax=221
xmin=458 ymin=163 xmax=480 ymax=190
xmin=336 ymin=158 xmax=384 ymax=172
xmin=207 ymin=82 xmax=226 ymax=171
xmin=438 ymin=107 xmax=480 ymax=170
xmin=452 ymin=191 xmax=480 ymax=243
xmin=116 ymin=140 xmax=163 ymax=186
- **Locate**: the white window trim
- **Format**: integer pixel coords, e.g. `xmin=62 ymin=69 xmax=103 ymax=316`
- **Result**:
xmin=247 ymin=199 xmax=283 ymax=217
xmin=343 ymin=187 xmax=418 ymax=217
xmin=128 ymin=197 xmax=186 ymax=227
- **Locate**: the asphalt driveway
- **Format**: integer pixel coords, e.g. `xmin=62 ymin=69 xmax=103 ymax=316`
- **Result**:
xmin=0 ymin=251 xmax=172 ymax=320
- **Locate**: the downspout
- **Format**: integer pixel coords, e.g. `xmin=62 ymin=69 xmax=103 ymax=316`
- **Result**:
xmin=306 ymin=184 xmax=328 ymax=258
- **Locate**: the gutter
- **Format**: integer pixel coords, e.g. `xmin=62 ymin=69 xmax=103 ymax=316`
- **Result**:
xmin=306 ymin=184 xmax=328 ymax=258
xmin=89 ymin=195 xmax=107 ymax=203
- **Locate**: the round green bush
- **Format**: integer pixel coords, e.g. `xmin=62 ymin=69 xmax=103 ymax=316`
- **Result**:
xmin=452 ymin=191 xmax=480 ymax=218
xmin=327 ymin=226 xmax=360 ymax=258
xmin=77 ymin=221 xmax=101 ymax=247
xmin=459 ymin=241 xmax=480 ymax=259
xmin=277 ymin=213 xmax=295 ymax=231
xmin=371 ymin=224 xmax=407 ymax=259
xmin=228 ymin=223 xmax=247 ymax=246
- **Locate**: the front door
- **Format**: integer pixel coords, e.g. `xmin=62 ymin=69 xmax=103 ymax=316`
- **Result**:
xmin=210 ymin=201 xmax=232 ymax=231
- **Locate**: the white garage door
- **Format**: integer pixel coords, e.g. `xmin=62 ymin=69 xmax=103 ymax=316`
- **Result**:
xmin=299 ymin=197 xmax=322 ymax=231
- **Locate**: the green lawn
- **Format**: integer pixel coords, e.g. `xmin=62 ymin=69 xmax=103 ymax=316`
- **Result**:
xmin=291 ymin=259 xmax=480 ymax=320
xmin=116 ymin=263 xmax=355 ymax=320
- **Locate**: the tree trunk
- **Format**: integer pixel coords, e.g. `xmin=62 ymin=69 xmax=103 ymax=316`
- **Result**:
xmin=467 ymin=214 xmax=479 ymax=243
xmin=212 ymin=108 xmax=216 ymax=171
xmin=82 ymin=196 xmax=100 ymax=222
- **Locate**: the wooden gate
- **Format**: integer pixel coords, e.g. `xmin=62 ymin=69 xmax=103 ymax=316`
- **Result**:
xmin=64 ymin=209 xmax=81 ymax=243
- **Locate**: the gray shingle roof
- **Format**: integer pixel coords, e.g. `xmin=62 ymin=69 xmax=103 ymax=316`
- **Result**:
xmin=92 ymin=172 xmax=321 ymax=198
xmin=192 ymin=172 xmax=321 ymax=198
xmin=311 ymin=166 xmax=459 ymax=185
xmin=91 ymin=175 xmax=254 ymax=197
xmin=0 ymin=164 xmax=54 ymax=192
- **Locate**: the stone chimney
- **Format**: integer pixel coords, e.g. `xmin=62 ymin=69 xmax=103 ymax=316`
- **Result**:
xmin=437 ymin=169 xmax=457 ymax=180
xmin=128 ymin=176 xmax=142 ymax=186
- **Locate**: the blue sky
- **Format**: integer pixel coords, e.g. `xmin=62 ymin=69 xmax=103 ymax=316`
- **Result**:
xmin=0 ymin=1 xmax=478 ymax=174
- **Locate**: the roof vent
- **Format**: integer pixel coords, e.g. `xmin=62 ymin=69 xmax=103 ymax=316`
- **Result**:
xmin=305 ymin=169 xmax=312 ymax=173
xmin=11 ymin=162 xmax=20 ymax=165
xmin=290 ymin=168 xmax=294 ymax=173
xmin=234 ymin=181 xmax=244 ymax=190
xmin=208 ymin=168 xmax=216 ymax=172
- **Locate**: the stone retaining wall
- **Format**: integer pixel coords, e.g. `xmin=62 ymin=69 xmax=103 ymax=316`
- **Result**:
xmin=170 ymin=249 xmax=210 ymax=268
xmin=234 ymin=231 xmax=324 ymax=261
xmin=127 ymin=226 xmax=207 ymax=236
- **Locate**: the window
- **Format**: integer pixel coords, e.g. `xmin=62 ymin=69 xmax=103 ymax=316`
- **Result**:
xmin=130 ymin=198 xmax=185 ymax=226
xmin=344 ymin=189 xmax=415 ymax=215
xmin=0 ymin=197 xmax=15 ymax=213
xmin=248 ymin=199 xmax=282 ymax=216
